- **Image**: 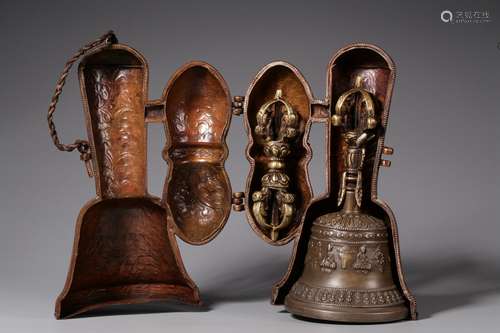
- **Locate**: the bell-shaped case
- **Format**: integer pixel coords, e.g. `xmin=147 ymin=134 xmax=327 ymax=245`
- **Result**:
xmin=48 ymin=32 xmax=416 ymax=320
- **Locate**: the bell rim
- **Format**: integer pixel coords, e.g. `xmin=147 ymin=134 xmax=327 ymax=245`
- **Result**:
xmin=285 ymin=294 xmax=409 ymax=323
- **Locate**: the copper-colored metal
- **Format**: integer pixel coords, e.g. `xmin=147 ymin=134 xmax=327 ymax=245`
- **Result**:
xmin=380 ymin=159 xmax=392 ymax=167
xmin=48 ymin=33 xmax=199 ymax=319
xmin=232 ymin=95 xmax=245 ymax=115
xmin=48 ymin=32 xmax=416 ymax=322
xmin=160 ymin=61 xmax=232 ymax=245
xmin=232 ymin=192 xmax=245 ymax=211
xmin=284 ymin=75 xmax=408 ymax=323
xmin=47 ymin=31 xmax=116 ymax=176
xmin=382 ymin=146 xmax=394 ymax=155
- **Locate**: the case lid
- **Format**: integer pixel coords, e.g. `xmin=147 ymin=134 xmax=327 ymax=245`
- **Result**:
xmin=156 ymin=62 xmax=233 ymax=245
xmin=147 ymin=60 xmax=317 ymax=246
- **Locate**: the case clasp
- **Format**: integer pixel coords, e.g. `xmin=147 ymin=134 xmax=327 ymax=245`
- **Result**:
xmin=232 ymin=192 xmax=245 ymax=211
xmin=232 ymin=96 xmax=244 ymax=115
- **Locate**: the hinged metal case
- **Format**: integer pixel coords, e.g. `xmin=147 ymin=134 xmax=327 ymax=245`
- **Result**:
xmin=50 ymin=33 xmax=416 ymax=319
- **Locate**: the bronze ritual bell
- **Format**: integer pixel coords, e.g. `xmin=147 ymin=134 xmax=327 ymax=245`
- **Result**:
xmin=47 ymin=31 xmax=416 ymax=320
xmin=284 ymin=76 xmax=408 ymax=322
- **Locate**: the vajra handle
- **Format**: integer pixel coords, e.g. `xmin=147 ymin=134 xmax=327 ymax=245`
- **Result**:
xmin=332 ymin=75 xmax=378 ymax=208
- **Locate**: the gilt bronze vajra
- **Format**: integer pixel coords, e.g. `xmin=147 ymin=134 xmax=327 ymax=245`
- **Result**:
xmin=284 ymin=76 xmax=408 ymax=323
xmin=48 ymin=31 xmax=415 ymax=321
xmin=251 ymin=89 xmax=298 ymax=241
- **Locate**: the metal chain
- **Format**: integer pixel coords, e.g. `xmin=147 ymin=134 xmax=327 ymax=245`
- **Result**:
xmin=46 ymin=30 xmax=117 ymax=172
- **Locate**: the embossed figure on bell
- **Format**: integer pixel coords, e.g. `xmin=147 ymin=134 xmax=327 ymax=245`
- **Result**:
xmin=252 ymin=89 xmax=298 ymax=241
xmin=285 ymin=76 xmax=408 ymax=323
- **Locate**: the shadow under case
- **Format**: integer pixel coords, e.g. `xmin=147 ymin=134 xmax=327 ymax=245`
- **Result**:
xmin=47 ymin=31 xmax=416 ymax=322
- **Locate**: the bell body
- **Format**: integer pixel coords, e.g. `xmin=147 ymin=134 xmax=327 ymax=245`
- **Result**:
xmin=285 ymin=193 xmax=408 ymax=322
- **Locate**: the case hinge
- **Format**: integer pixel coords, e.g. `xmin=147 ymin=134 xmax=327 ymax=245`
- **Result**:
xmin=380 ymin=146 xmax=394 ymax=167
xmin=232 ymin=192 xmax=245 ymax=211
xmin=232 ymin=96 xmax=244 ymax=115
xmin=311 ymin=99 xmax=330 ymax=119
xmin=145 ymin=99 xmax=166 ymax=123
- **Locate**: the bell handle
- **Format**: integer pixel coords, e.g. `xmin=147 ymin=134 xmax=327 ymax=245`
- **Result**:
xmin=331 ymin=76 xmax=377 ymax=130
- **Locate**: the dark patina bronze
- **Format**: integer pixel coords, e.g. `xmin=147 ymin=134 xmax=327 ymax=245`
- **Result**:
xmin=48 ymin=32 xmax=416 ymax=322
xmin=284 ymin=76 xmax=408 ymax=322
xmin=270 ymin=44 xmax=417 ymax=322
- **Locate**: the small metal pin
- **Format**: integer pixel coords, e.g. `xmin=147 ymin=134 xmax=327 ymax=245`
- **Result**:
xmin=382 ymin=146 xmax=394 ymax=155
xmin=380 ymin=159 xmax=392 ymax=167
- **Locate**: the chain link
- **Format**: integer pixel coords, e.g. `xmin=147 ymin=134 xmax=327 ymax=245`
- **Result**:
xmin=47 ymin=31 xmax=117 ymax=171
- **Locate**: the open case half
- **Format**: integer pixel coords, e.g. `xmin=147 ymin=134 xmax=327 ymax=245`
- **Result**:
xmin=267 ymin=44 xmax=417 ymax=320
xmin=51 ymin=34 xmax=200 ymax=319
xmin=147 ymin=43 xmax=416 ymax=319
xmin=48 ymin=32 xmax=416 ymax=320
